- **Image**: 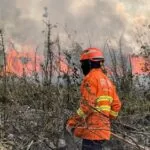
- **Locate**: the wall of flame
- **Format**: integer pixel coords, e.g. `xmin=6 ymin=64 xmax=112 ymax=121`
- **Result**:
xmin=5 ymin=49 xmax=42 ymax=77
xmin=1 ymin=48 xmax=149 ymax=77
xmin=2 ymin=49 xmax=72 ymax=77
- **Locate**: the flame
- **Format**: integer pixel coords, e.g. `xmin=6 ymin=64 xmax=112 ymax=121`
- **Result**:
xmin=3 ymin=48 xmax=149 ymax=77
xmin=5 ymin=48 xmax=42 ymax=77
xmin=104 ymin=55 xmax=150 ymax=77
xmin=131 ymin=56 xmax=150 ymax=75
xmin=0 ymin=45 xmax=73 ymax=77
xmin=55 ymin=55 xmax=73 ymax=74
xmin=7 ymin=45 xmax=150 ymax=77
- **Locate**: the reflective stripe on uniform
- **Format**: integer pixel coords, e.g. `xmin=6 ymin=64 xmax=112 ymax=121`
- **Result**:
xmin=110 ymin=110 xmax=118 ymax=117
xmin=96 ymin=96 xmax=113 ymax=103
xmin=77 ymin=108 xmax=86 ymax=117
xmin=94 ymin=105 xmax=111 ymax=112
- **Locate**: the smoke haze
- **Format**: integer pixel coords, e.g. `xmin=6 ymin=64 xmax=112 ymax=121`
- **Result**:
xmin=0 ymin=0 xmax=149 ymax=51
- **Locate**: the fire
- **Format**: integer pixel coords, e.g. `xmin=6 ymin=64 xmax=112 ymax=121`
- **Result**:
xmin=0 ymin=45 xmax=73 ymax=77
xmin=55 ymin=55 xmax=73 ymax=74
xmin=4 ymin=45 xmax=149 ymax=78
xmin=3 ymin=49 xmax=149 ymax=78
xmin=5 ymin=48 xmax=42 ymax=77
xmin=104 ymin=55 xmax=150 ymax=77
xmin=130 ymin=56 xmax=150 ymax=75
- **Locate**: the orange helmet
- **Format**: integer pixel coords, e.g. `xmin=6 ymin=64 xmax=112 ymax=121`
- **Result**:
xmin=80 ymin=48 xmax=104 ymax=61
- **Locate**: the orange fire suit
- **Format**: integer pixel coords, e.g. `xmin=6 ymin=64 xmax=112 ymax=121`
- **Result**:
xmin=67 ymin=68 xmax=121 ymax=140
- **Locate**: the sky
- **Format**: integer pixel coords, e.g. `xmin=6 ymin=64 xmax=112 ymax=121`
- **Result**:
xmin=0 ymin=0 xmax=149 ymax=53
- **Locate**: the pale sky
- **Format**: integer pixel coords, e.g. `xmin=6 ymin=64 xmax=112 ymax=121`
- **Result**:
xmin=0 ymin=0 xmax=149 ymax=53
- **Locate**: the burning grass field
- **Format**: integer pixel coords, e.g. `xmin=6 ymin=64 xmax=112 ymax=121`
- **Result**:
xmin=0 ymin=48 xmax=149 ymax=150
xmin=0 ymin=26 xmax=149 ymax=149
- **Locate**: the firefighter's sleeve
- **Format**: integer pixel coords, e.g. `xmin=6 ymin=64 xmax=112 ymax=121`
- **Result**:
xmin=110 ymin=87 xmax=122 ymax=119
xmin=67 ymin=114 xmax=83 ymax=128
xmin=77 ymin=78 xmax=97 ymax=118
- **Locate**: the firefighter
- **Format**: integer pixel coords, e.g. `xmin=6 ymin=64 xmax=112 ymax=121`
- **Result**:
xmin=66 ymin=47 xmax=121 ymax=150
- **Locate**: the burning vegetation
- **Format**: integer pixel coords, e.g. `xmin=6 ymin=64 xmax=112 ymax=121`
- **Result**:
xmin=0 ymin=21 xmax=149 ymax=150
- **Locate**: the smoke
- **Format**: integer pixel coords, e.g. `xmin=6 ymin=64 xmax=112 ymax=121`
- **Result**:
xmin=44 ymin=0 xmax=127 ymax=47
xmin=0 ymin=0 xmax=149 ymax=51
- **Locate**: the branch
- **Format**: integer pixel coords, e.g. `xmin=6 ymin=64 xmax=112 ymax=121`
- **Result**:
xmin=112 ymin=132 xmax=149 ymax=150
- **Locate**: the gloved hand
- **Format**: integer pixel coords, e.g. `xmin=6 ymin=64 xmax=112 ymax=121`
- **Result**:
xmin=66 ymin=125 xmax=75 ymax=135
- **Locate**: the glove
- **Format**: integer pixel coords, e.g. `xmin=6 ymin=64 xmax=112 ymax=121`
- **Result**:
xmin=66 ymin=125 xmax=75 ymax=135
